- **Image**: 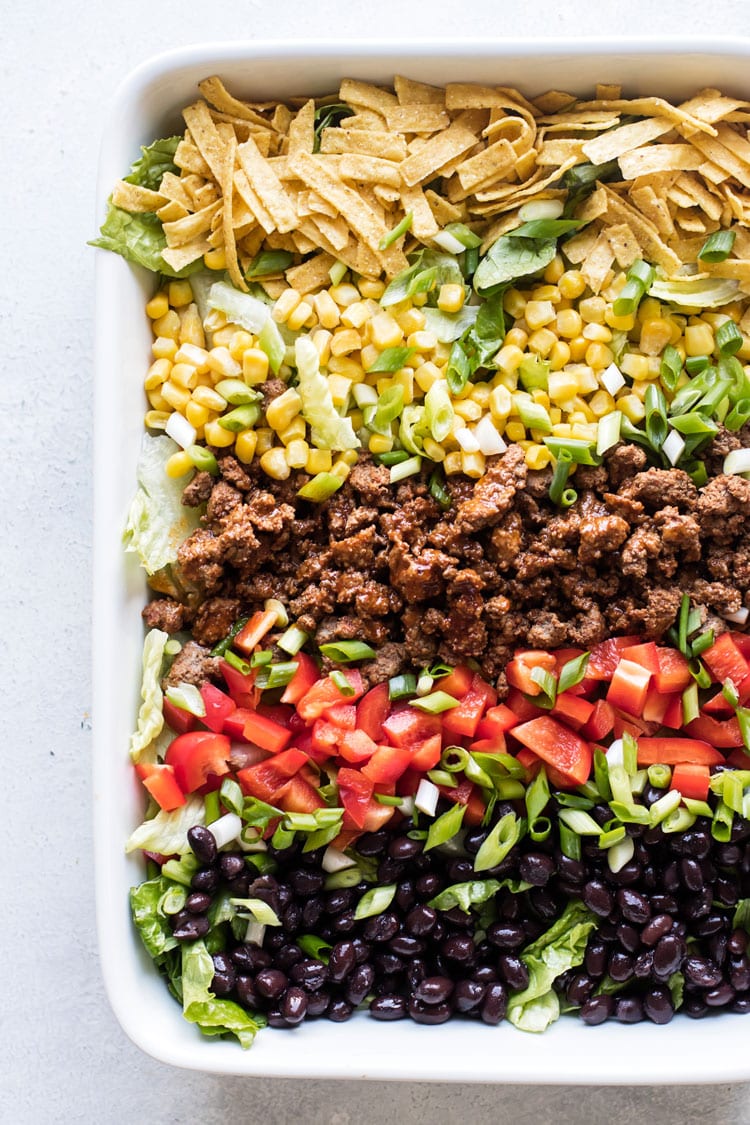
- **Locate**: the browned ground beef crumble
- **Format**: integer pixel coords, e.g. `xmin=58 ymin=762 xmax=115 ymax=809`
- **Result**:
xmin=143 ymin=433 xmax=750 ymax=696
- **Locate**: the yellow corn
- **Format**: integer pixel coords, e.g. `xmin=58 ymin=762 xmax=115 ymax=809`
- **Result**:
xmin=192 ymin=385 xmax=227 ymax=411
xmin=145 ymin=409 xmax=170 ymax=429
xmin=454 ymin=399 xmax=482 ymax=422
xmin=571 ymin=422 xmax=598 ymax=442
xmin=211 ymin=326 xmax=237 ymax=348
xmin=255 ymin=427 xmax=274 ymax=455
xmin=170 ymin=362 xmax=198 ymax=390
xmin=438 ymin=283 xmax=465 ymax=313
xmin=585 ymin=342 xmax=614 ymax=370
xmin=443 ymin=451 xmax=463 ymax=475
xmin=525 ymin=300 xmax=556 ymax=331
xmin=152 ymin=336 xmax=178 ymax=361
xmin=504 ymin=289 xmax=527 ymax=318
xmin=393 ymin=368 xmax=415 ymax=404
xmin=146 ymin=292 xmax=169 ymax=319
xmin=525 ymin=444 xmax=552 ymax=471
xmin=637 ymin=297 xmax=661 ymax=323
xmin=548 ymin=370 xmax=579 ymax=403
xmin=558 ymin=270 xmax=586 ymax=299
xmin=331 ymin=459 xmax=351 ymax=481
xmin=278 ymin=416 xmax=307 ymax=445
xmin=504 ymin=327 xmax=529 ymax=351
xmin=505 ymin=420 xmax=527 ymax=442
xmin=461 ymin=451 xmax=486 ymax=479
xmin=583 ymin=322 xmax=612 ymax=343
xmin=204 ymin=247 xmax=227 ymax=270
xmin=423 ymin=437 xmax=446 ymax=462
xmin=160 ymin=381 xmax=191 ymax=411
xmin=528 ymin=328 xmax=557 ymax=358
xmin=328 ymin=356 xmax=365 ymax=379
xmin=684 ymin=322 xmax=714 ymax=356
xmin=242 ymin=348 xmax=270 ymax=385
xmin=330 ymin=328 xmax=362 ymax=356
xmin=579 ymin=296 xmax=606 ymax=324
xmin=370 ymin=312 xmax=405 ymax=350
xmin=152 ymin=310 xmax=181 ymax=340
xmin=368 ymin=432 xmax=394 ymax=455
xmin=272 ymin=289 xmax=302 ymax=324
xmin=470 ymin=383 xmax=492 ymax=410
xmin=185 ymin=400 xmax=211 ymax=429
xmin=313 ymin=290 xmax=341 ymax=330
xmin=260 ymin=447 xmax=291 ymax=480
xmin=168 ymin=280 xmax=194 ymax=308
xmin=203 ymin=419 xmax=235 ymax=447
xmin=619 ymin=352 xmax=649 ymax=380
xmin=618 ymin=394 xmax=646 ymax=423
xmin=306 ymin=448 xmax=333 ymax=473
xmin=229 ymin=331 xmax=255 ymax=362
xmin=235 ymin=429 xmax=258 ymax=463
xmin=395 ymin=307 xmax=426 ymax=335
xmin=341 ymin=300 xmax=375 ymax=330
xmin=605 ymin=309 xmax=636 ymax=331
xmin=287 ymin=300 xmax=315 ymax=332
xmin=329 ymin=283 xmax=361 ymax=308
xmin=415 ymin=361 xmax=442 ymax=392
xmin=266 ymin=388 xmax=302 ymax=432
xmin=568 ymin=336 xmax=588 ymax=362
xmin=548 ymin=341 xmax=570 ymax=371
xmin=494 ymin=345 xmax=524 ymax=375
xmin=165 ymin=450 xmax=194 ymax=478
xmin=147 ymin=389 xmax=170 ymax=412
xmin=639 ymin=318 xmax=673 ymax=356
xmin=175 ymin=343 xmax=209 ymax=371
xmin=589 ymin=389 xmax=616 ymax=417
xmin=489 ymin=384 xmax=513 ymax=420
xmin=543 ymin=254 xmax=565 ymax=283
xmin=144 ymin=359 xmax=171 ymax=390
xmin=285 ymin=439 xmax=309 ymax=468
xmin=328 ymin=374 xmax=353 ymax=407
xmin=556 ymin=308 xmax=583 ymax=339
xmin=207 ymin=346 xmax=242 ymax=378
xmin=358 ymin=277 xmax=386 ymax=299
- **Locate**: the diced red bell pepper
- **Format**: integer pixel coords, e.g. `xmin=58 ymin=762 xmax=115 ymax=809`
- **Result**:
xmin=436 ymin=778 xmax=486 ymax=826
xmin=510 ymin=716 xmax=592 ymax=786
xmin=686 ymin=713 xmax=743 ymax=748
xmin=233 ymin=609 xmax=279 ymax=656
xmin=382 ymin=705 xmax=442 ymax=748
xmin=635 ymin=737 xmax=724 ymax=767
xmin=296 ymin=670 xmax=365 ymax=721
xmin=356 ymin=682 xmax=391 ymax=743
xmin=220 ymin=659 xmax=259 ymax=708
xmin=642 ymin=686 xmax=674 ymax=724
xmin=434 ymin=665 xmax=474 ymax=699
xmin=514 ymin=746 xmax=543 ymax=777
xmin=506 ymin=651 xmax=557 ymax=696
xmin=362 ymin=744 xmax=413 ymax=784
xmin=136 ymin=762 xmax=185 ymax=811
xmin=324 ymin=703 xmax=357 ymax=730
xmin=362 ymin=799 xmax=396 ymax=833
xmin=276 ymin=773 xmax=325 ymax=814
xmin=242 ymin=711 xmax=292 ymax=754
xmin=162 ymin=698 xmax=198 ymax=734
xmin=476 ymin=704 xmax=519 ymax=740
xmin=582 ymin=698 xmax=616 ymax=741
xmin=662 ymin=694 xmax=683 ymax=731
xmin=222 ymin=706 xmax=258 ymax=742
xmin=606 ymin=659 xmax=652 ymax=716
xmin=199 ymin=683 xmax=236 ymax=733
xmin=505 ymin=690 xmax=545 ymax=723
xmin=551 ymin=692 xmax=595 ymax=731
xmin=726 ymin=747 xmax=750 ymax=769
xmin=587 ymin=636 xmax=643 ymax=680
xmin=469 ymin=736 xmax=507 ymax=756
xmin=409 ymin=733 xmax=443 ymax=771
xmin=280 ymin=652 xmax=320 ymax=705
xmin=702 ymin=689 xmax=737 ymax=717
xmin=442 ymin=674 xmax=497 ymax=739
xmin=337 ymin=767 xmax=374 ymax=829
xmin=237 ymin=747 xmax=308 ymax=802
xmin=311 ymin=719 xmax=342 ymax=758
xmin=256 ymin=701 xmax=295 ymax=726
xmin=730 ymin=631 xmax=750 ymax=657
xmin=653 ymin=648 xmax=692 ymax=694
xmin=397 ymin=768 xmax=422 ymax=797
xmin=612 ymin=708 xmax=658 ymax=739
xmin=702 ymin=633 xmax=750 ymax=689
xmin=620 ymin=641 xmax=660 ymax=674
xmin=338 ymin=728 xmax=378 ymax=764
xmin=165 ymin=731 xmax=232 ymax=794
xmin=670 ymin=763 xmax=711 ymax=803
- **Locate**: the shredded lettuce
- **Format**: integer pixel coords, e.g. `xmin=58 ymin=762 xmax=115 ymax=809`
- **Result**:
xmin=295 ymin=336 xmax=360 ymax=451
xmin=422 ymin=303 xmax=479 ymax=343
xmin=208 ymin=281 xmax=272 ymax=334
xmin=123 ymin=434 xmax=201 ymax=576
xmin=648 ymin=275 xmax=740 ymax=309
xmin=130 ymin=875 xmax=181 ymax=958
xmin=507 ymin=900 xmax=597 ymax=1033
xmin=381 ymin=250 xmax=464 ymax=307
xmin=182 ymin=940 xmax=264 ymax=1048
xmin=129 ymin=628 xmax=167 ymax=763
xmin=126 ymin=793 xmax=205 ymax=855
xmin=123 ymin=136 xmax=181 ymax=191
xmin=428 ymin=877 xmax=529 ymax=913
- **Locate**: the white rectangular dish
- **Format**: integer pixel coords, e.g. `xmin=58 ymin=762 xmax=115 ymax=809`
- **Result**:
xmin=93 ymin=38 xmax=750 ymax=1081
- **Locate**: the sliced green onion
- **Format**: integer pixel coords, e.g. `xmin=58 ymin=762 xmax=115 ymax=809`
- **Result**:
xmin=443 ymin=221 xmax=483 ymax=249
xmin=690 ymin=629 xmax=715 ymax=658
xmin=230 ymin=897 xmax=282 ymax=927
xmin=463 ymin=755 xmax=493 ymax=789
xmin=525 ymin=767 xmax=550 ymax=825
xmin=689 ymin=658 xmax=712 ymax=689
xmin=388 ymin=673 xmax=417 ymax=700
xmin=374 ymin=793 xmax=405 ymax=807
xmin=165 ymin=682 xmax=206 ymax=716
xmin=598 ymin=825 xmax=627 ymax=849
xmin=660 ymin=345 xmax=683 ymax=392
xmin=297 ymin=934 xmax=332 ymax=962
xmin=559 ymin=821 xmax=582 ymax=860
xmin=558 ymin=809 xmax=603 ymax=836
xmin=241 ymin=796 xmax=283 ymax=828
xmin=685 ymin=354 xmax=710 ymax=376
xmin=649 ymin=789 xmax=681 ymax=826
xmin=377 ymin=450 xmax=410 ymax=466
xmin=215 ymin=379 xmax=262 ymax=406
xmin=554 ymin=792 xmax=595 ymax=810
xmin=424 ymin=802 xmax=466 ymax=851
xmin=282 ymin=812 xmax=319 ymax=832
xmin=725 ymin=398 xmax=750 ymax=431
xmin=677 ymin=593 xmax=691 ymax=656
xmin=661 ymin=807 xmax=697 ymax=834
xmin=721 ymin=771 xmax=745 ymax=814
xmin=717 ymin=320 xmax=744 ymax=355
xmin=222 ymin=649 xmax=253 ymax=675
xmin=257 ymin=318 xmax=285 ymax=374
xmin=494 ymin=779 xmax=527 ymax=800
xmin=245 ymin=249 xmax=294 ymax=278
xmin=203 ymin=790 xmax=221 ymax=825
xmin=217 ymin=403 xmax=262 ymax=433
xmin=518 ymin=354 xmax=550 ymax=391
xmin=410 ymin=690 xmax=460 ymax=713
xmin=558 ymin=652 xmax=590 ymax=695
xmin=529 ymin=817 xmax=552 ymax=842
xmin=250 ymin=649 xmax=273 ymax=668
xmin=373 ymin=385 xmax=405 ymax=429
xmin=549 ymin=448 xmax=573 ymax=506
xmin=682 ymin=797 xmax=714 ymax=818
xmin=330 ymin=670 xmax=355 ymax=696
xmin=255 ymin=661 xmax=299 ymax=690
xmin=608 ymin=763 xmax=634 ymax=807
xmin=187 ymin=444 xmax=219 ymax=475
xmin=319 ymin=640 xmax=377 ymax=663
xmin=161 ymin=854 xmax=199 ymax=887
xmin=712 ymin=799 xmax=735 ymax=842
xmin=593 ymin=747 xmax=612 ymax=801
xmin=219 ymin=778 xmax=244 ymax=816
xmin=379 ymin=211 xmax=413 ymax=251
xmin=682 ymin=682 xmax=700 ymax=725
xmin=596 ymin=410 xmax=622 ymax=457
xmin=278 ymin=625 xmax=309 ymax=656
xmin=613 ymin=259 xmax=655 ymax=316
xmin=698 ymin=229 xmax=736 ymax=262
xmin=473 ymin=811 xmax=523 ymax=872
xmin=424 ymin=379 xmax=455 ymax=443
xmin=428 ymin=467 xmax=452 ymax=510
xmin=645 ymin=383 xmax=668 ymax=449
xmin=722 ymin=677 xmax=740 ymax=708
xmin=622 ymin=732 xmax=638 ymax=777
xmin=211 ymin=617 xmax=250 ymax=658
xmin=441 ymin=746 xmax=470 ymax=773
xmin=463 ymin=246 xmax=479 ymax=277
xmin=543 ymin=437 xmax=600 ymax=465
xmin=390 ymin=455 xmax=422 ymax=483
xmin=529 ymin=665 xmax=557 ymax=707
xmin=560 ymin=487 xmax=578 ymax=507
xmin=367 ymin=347 xmax=416 ymax=375
xmin=427 ymin=769 xmax=457 ymax=788
xmin=328 ymin=260 xmax=347 ymax=286
xmin=737 ymin=708 xmax=750 ymax=752
xmin=608 ymin=800 xmax=650 ymax=825
xmin=297 ymin=472 xmax=345 ymax=502
xmin=516 ymin=396 xmax=552 ymax=434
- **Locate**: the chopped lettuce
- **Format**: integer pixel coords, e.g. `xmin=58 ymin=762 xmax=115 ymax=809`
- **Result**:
xmin=381 ymin=249 xmax=464 ymax=307
xmin=130 ymin=875 xmax=181 ymax=958
xmin=123 ymin=136 xmax=181 ymax=191
xmin=182 ymin=940 xmax=264 ymax=1048
xmin=129 ymin=628 xmax=167 ymax=763
xmin=422 ymin=303 xmax=479 ymax=343
xmin=648 ymin=275 xmax=739 ymax=309
xmin=207 ymin=280 xmax=272 ymax=334
xmin=295 ymin=336 xmax=360 ymax=451
xmin=123 ymin=434 xmax=201 ymax=576
xmin=507 ymin=900 xmax=597 ymax=1033
xmin=428 ymin=877 xmax=529 ymax=913
xmin=126 ymin=794 xmax=205 ymax=855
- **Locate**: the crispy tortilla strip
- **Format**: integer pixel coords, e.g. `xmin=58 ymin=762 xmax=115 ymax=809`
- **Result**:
xmin=192 ymin=182 xmax=220 ymax=210
xmin=384 ymin=105 xmax=451 ymax=134
xmin=174 ymin=139 xmax=211 ymax=176
xmin=220 ymin=134 xmax=246 ymax=290
xmin=161 ymin=237 xmax=211 ymax=272
xmin=182 ymin=102 xmax=230 ymax=182
xmin=399 ymin=110 xmax=486 ymax=186
xmin=445 ymin=84 xmax=509 ymax=110
xmin=111 ymin=181 xmax=166 ymax=213
xmin=236 ymin=136 xmax=297 ymax=233
xmin=286 ymin=251 xmax=337 ymax=294
xmin=454 ymin=137 xmax=516 ymax=193
xmin=424 ymin=187 xmax=465 ymax=225
xmin=342 ymin=110 xmax=388 ymax=129
xmin=629 ymin=184 xmax=675 ymax=240
xmin=292 ymin=230 xmax=318 ymax=254
xmin=288 ymin=100 xmax=315 ymax=155
xmin=668 ymin=184 xmax=699 ymax=210
xmin=394 ymin=75 xmax=445 ymax=105
xmin=272 ymin=104 xmax=293 ymax=134
xmin=602 ymin=185 xmax=681 ymax=273
xmin=536 ymin=137 xmax=585 ymax=165
xmin=400 ymin=183 xmax=439 ymax=240
xmin=581 ymin=229 xmax=615 ymax=293
xmin=596 ymin=83 xmax=622 ymax=100
xmin=678 ymin=88 xmax=750 ymax=125
xmin=576 ymin=185 xmax=609 ymax=222
xmin=156 ymin=200 xmax=189 ymax=223
xmin=723 ymin=184 xmax=750 ymax=223
xmin=473 ymin=156 xmax=578 ymax=207
xmin=561 ymin=224 xmax=601 ymax=265
xmin=159 ymin=171 xmax=193 ymax=209
xmin=310 ymin=213 xmax=350 ymax=251
xmin=538 ymin=109 xmax=623 ymax=126
xmin=618 ymin=143 xmax=704 ymax=179
xmin=703 ymin=259 xmax=750 ymax=283
xmin=676 ymin=209 xmax=709 ymax=234
xmin=233 ymin=168 xmax=275 ymax=234
xmin=307 ymin=191 xmax=339 ymax=219
xmin=162 ymin=200 xmax=221 ymax=247
xmin=374 ymin=184 xmax=401 ymax=206
xmin=700 ymin=160 xmax=731 ymax=184
xmin=237 ymin=227 xmax=266 ymax=259
xmin=320 ymin=128 xmax=408 ymax=161
xmin=337 ymin=154 xmax=403 ymax=188
xmin=605 ymin=223 xmax=641 ymax=268
xmin=479 ymin=209 xmax=525 ymax=251
xmin=483 ymin=114 xmax=534 ymax=155
xmin=676 ymin=172 xmax=723 ymax=220
xmin=682 ymin=127 xmax=750 ymax=189
xmin=575 ymin=96 xmax=716 ymax=134
xmin=339 ymin=78 xmax=398 ymax=113
xmin=532 ymin=90 xmax=578 ymax=113
xmin=198 ymin=76 xmax=278 ymax=129
xmin=290 ymin=150 xmax=389 ymax=252
xmin=581 ymin=116 xmax=674 ymax=166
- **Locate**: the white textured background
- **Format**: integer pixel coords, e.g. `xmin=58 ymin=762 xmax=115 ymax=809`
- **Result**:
xmin=5 ymin=2 xmax=750 ymax=1122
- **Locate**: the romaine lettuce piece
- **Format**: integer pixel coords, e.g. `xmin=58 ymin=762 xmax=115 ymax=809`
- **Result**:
xmin=295 ymin=336 xmax=360 ymax=451
xmin=181 ymin=940 xmax=264 ymax=1048
xmin=123 ymin=434 xmax=201 ymax=576
xmin=648 ymin=276 xmax=739 ymax=309
xmin=126 ymin=793 xmax=205 ymax=855
xmin=129 ymin=875 xmax=180 ymax=958
xmin=129 ymin=628 xmax=167 ymax=763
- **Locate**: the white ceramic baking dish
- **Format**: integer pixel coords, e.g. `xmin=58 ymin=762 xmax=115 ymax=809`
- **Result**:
xmin=93 ymin=38 xmax=750 ymax=1080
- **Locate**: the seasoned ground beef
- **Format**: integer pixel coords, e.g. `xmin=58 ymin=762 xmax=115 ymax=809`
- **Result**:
xmin=143 ymin=447 xmax=750 ymax=685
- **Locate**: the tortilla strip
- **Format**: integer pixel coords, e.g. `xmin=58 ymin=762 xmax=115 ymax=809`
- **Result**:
xmin=532 ymin=90 xmax=578 ymax=113
xmin=618 ymin=144 xmax=704 ymax=179
xmin=182 ymin=102 xmax=230 ymax=182
xmin=678 ymin=88 xmax=750 ymax=125
xmin=198 ymin=76 xmax=278 ymax=129
xmin=445 ymin=84 xmax=509 ymax=110
xmin=337 ymin=155 xmax=403 ymax=189
xmin=290 ymin=150 xmax=389 ymax=252
xmin=236 ymin=136 xmax=297 ymax=233
xmin=400 ymin=183 xmax=439 ymax=240
xmin=597 ymin=84 xmax=622 ymax=100
xmin=536 ymin=137 xmax=585 ymax=165
xmin=373 ymin=184 xmax=401 ymax=206
xmin=219 ymin=135 xmax=245 ymax=289
xmin=288 ymin=100 xmax=315 ymax=155
xmin=285 ymin=251 xmax=337 ymax=295
xmin=158 ymin=172 xmax=194 ymax=209
xmin=700 ymin=160 xmax=731 ymax=184
xmin=581 ymin=116 xmax=675 ymax=166
xmin=306 ymin=191 xmax=339 ymax=219
xmin=237 ymin=227 xmax=266 ymax=260
xmin=112 ymin=181 xmax=166 ymax=213
xmin=320 ymin=128 xmax=408 ymax=161
xmin=424 ymin=187 xmax=465 ymax=226
xmin=174 ymin=139 xmax=211 ymax=176
xmin=162 ymin=200 xmax=221 ymax=247
xmin=560 ymin=224 xmax=601 ymax=265
xmin=681 ymin=128 xmax=750 ymax=190
xmin=399 ymin=110 xmax=487 ymax=186
xmin=629 ymin=184 xmax=675 ymax=240
xmin=581 ymin=230 xmax=615 ymax=293
xmin=192 ymin=182 xmax=220 ymax=210
xmin=676 ymin=210 xmax=708 ymax=234
xmin=339 ymin=79 xmax=398 ymax=114
xmin=574 ymin=96 xmax=716 ymax=134
xmin=393 ymin=75 xmax=445 ymax=105
xmin=676 ymin=173 xmax=724 ymax=221
xmin=601 ymin=186 xmax=681 ymax=274
xmin=310 ymin=213 xmax=349 ymax=251
xmin=605 ymin=223 xmax=641 ymax=268
xmin=703 ymin=259 xmax=750 ymax=283
xmin=161 ymin=237 xmax=211 ymax=272
xmin=576 ymin=186 xmax=609 ymax=223
xmin=454 ymin=137 xmax=516 ymax=193
xmin=384 ymin=106 xmax=451 ymax=134
xmin=233 ymin=169 xmax=276 ymax=234
xmin=156 ymin=200 xmax=189 ymax=223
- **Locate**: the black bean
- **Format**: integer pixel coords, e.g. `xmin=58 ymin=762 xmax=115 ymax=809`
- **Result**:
xmin=255 ymin=968 xmax=287 ymax=1000
xmin=356 ymin=830 xmax=388 ymax=856
xmin=707 ymin=932 xmax=729 ymax=967
xmin=683 ymin=996 xmax=709 ymax=1019
xmin=406 ymin=904 xmax=437 ymax=936
xmin=641 ymin=914 xmax=673 ymax=947
xmin=362 ymin=912 xmax=400 ymax=943
xmin=614 ymin=995 xmax=644 ymax=1023
xmin=464 ymin=829 xmax=488 ymax=855
xmin=608 ymin=951 xmax=635 ymax=983
xmin=447 ymin=859 xmax=475 ymax=883
xmin=324 ymin=888 xmax=354 ymax=915
xmin=609 ymin=861 xmax=642 ymax=887
xmin=442 ymin=934 xmax=475 ymax=963
xmin=633 ymin=950 xmax=654 ymax=979
xmin=705 ymin=981 xmax=736 ymax=1007
xmin=327 ymin=998 xmax=354 ymax=1022
xmin=652 ymin=934 xmax=685 ymax=979
xmin=442 ymin=907 xmax=474 ymax=929
xmin=280 ymin=987 xmax=308 ymax=1025
xmin=306 ymin=990 xmax=331 ymax=1018
xmin=729 ymin=930 xmax=749 ymax=957
xmin=333 ymin=909 xmax=357 ymax=934
xmin=649 ymin=894 xmax=679 ymax=914
xmin=370 ymin=994 xmax=407 ymax=1020
xmin=529 ymin=887 xmax=560 ymax=921
xmin=231 ymin=943 xmax=271 ymax=972
xmin=352 ymin=938 xmax=372 ymax=964
xmin=661 ymin=861 xmax=680 ymax=893
xmin=406 ymin=958 xmax=428 ymax=991
xmin=729 ymin=956 xmax=750 ymax=993
xmin=281 ymin=902 xmax=302 ymax=933
xmin=680 ymin=857 xmax=704 ymax=892
xmin=580 ymin=994 xmax=614 ymax=1025
xmin=395 ymin=880 xmax=416 ymax=912
xmin=454 ymin=979 xmax=486 ymax=1012
xmin=184 ymin=891 xmax=212 ymax=914
xmin=566 ymin=973 xmax=596 ymax=1005
xmin=345 ymin=963 xmax=375 ymax=1007
xmin=519 ymin=852 xmax=556 ymax=886
xmin=643 ymin=986 xmax=674 ymax=1025
xmin=715 ymin=878 xmax=739 ymax=907
xmin=187 ymin=825 xmax=217 ymax=864
xmin=684 ymin=955 xmax=723 ymax=989
xmin=584 ymin=941 xmax=609 ymax=979
xmin=486 ymin=921 xmax=526 ymax=950
xmin=389 ymin=835 xmax=423 ymax=860
xmin=414 ymin=976 xmax=454 ymax=1006
xmin=616 ymin=888 xmax=651 ymax=925
xmin=289 ymin=868 xmax=325 ymax=896
xmin=377 ymin=858 xmax=406 ymax=883
xmin=673 ymin=829 xmax=711 ymax=859
xmin=374 ymin=952 xmax=405 ymax=976
xmin=289 ymin=959 xmax=328 ymax=992
xmin=328 ymin=940 xmax=357 ymax=982
xmin=408 ymin=998 xmax=452 ymax=1025
xmin=191 ymin=867 xmax=219 ymax=893
xmin=415 ymin=873 xmax=443 ymax=898
xmin=557 ymin=854 xmax=586 ymax=884
xmin=301 ymin=897 xmax=324 ymax=929
xmin=266 ymin=1010 xmax=291 ymax=1029
xmin=472 ymin=965 xmax=499 ymax=985
xmin=389 ymin=934 xmax=426 ymax=958
xmin=616 ymin=924 xmax=641 ymax=953
xmin=716 ymin=843 xmax=742 ymax=866
xmin=732 ymin=993 xmax=750 ymax=1014
xmin=220 ymin=853 xmax=246 ymax=880
xmin=480 ymin=982 xmax=508 ymax=1025
xmin=235 ymin=975 xmax=259 ymax=1008
xmin=171 ymin=914 xmax=210 ymax=941
xmin=275 ymin=944 xmax=303 ymax=972
xmin=582 ymin=880 xmax=614 ymax=917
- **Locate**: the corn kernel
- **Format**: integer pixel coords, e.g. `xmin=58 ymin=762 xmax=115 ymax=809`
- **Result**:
xmin=170 ymin=362 xmax=199 ymax=390
xmin=146 ymin=389 xmax=170 ymax=412
xmin=160 ymin=381 xmax=191 ymax=411
xmin=393 ymin=367 xmax=415 ymax=404
xmin=168 ymin=280 xmax=194 ymax=308
xmin=407 ymin=329 xmax=437 ymax=353
xmin=211 ymin=326 xmax=237 ymax=348
xmin=525 ymin=300 xmax=556 ymax=331
xmin=368 ymin=432 xmax=394 ymax=455
xmin=152 ymin=310 xmax=181 ymax=340
xmin=505 ymin=420 xmax=527 ymax=442
xmin=571 ymin=422 xmax=598 ymax=442
xmin=489 ymin=384 xmax=513 ymax=420
xmin=278 ymin=416 xmax=307 ymax=445
xmin=415 ymin=361 xmax=442 ymax=392
xmin=568 ymin=336 xmax=589 ymax=362
xmin=588 ymin=390 xmax=615 ymax=418
xmin=144 ymin=409 xmax=170 ymax=429
xmin=454 ymin=399 xmax=483 ymax=422
xmin=548 ymin=341 xmax=571 ymax=371
xmin=558 ymin=270 xmax=586 ymax=300
xmin=528 ymin=328 xmax=558 ymax=358
xmin=203 ymin=419 xmax=235 ymax=447
xmin=144 ymin=359 xmax=172 ymax=390
xmin=638 ymin=297 xmax=661 ymax=323
xmin=331 ymin=328 xmax=362 ymax=356
xmin=328 ymin=356 xmax=365 ymax=378
xmin=175 ymin=343 xmax=209 ymax=370
xmin=152 ymin=336 xmax=178 ymax=361
xmin=552 ymin=422 xmax=573 ymax=437
xmin=178 ymin=305 xmax=204 ymax=351
xmin=524 ymin=444 xmax=552 ymax=471
xmin=504 ymin=327 xmax=528 ymax=351
xmin=328 ymin=374 xmax=353 ymax=407
xmin=312 ymin=290 xmax=340 ymax=329
xmin=235 ymin=429 xmax=258 ymax=463
xmin=423 ymin=438 xmax=446 ymax=462
xmin=504 ymin=289 xmax=527 ymax=318
xmin=341 ymin=300 xmax=374 ymax=330
xmin=287 ymin=300 xmax=314 ymax=332
xmin=254 ymin=428 xmax=274 ymax=455
xmin=461 ymin=451 xmax=486 ymax=479
xmin=272 ymin=289 xmax=302 ymax=324
xmin=185 ymin=400 xmax=210 ymax=428
xmin=259 ymin=447 xmax=291 ymax=480
xmin=204 ymin=247 xmax=227 ymax=270
xmin=242 ymin=348 xmax=270 ymax=385
xmin=285 ymin=439 xmax=309 ymax=468
xmin=548 ymin=370 xmax=579 ymax=403
xmin=146 ymin=292 xmax=169 ymax=319
xmin=206 ymin=346 xmax=242 ymax=378
xmin=165 ymin=450 xmax=194 ymax=478
xmin=556 ymin=308 xmax=583 ymax=339
xmin=331 ymin=459 xmax=351 ymax=481
xmin=358 ymin=277 xmax=386 ymax=299
xmin=394 ymin=308 xmax=425 ymax=336
xmin=583 ymin=322 xmax=612 ymax=343
xmin=605 ymin=308 xmax=636 ymax=331
xmin=192 ymin=385 xmax=228 ymax=412
xmin=585 ymin=342 xmax=614 ymax=370
xmin=639 ymin=318 xmax=673 ymax=356
xmin=579 ymin=296 xmax=606 ymax=324
xmin=684 ymin=322 xmax=714 ymax=356
xmin=229 ymin=331 xmax=255 ymax=362
xmin=329 ymin=283 xmax=360 ymax=307
xmin=306 ymin=448 xmax=333 ymax=473
xmin=266 ymin=388 xmax=302 ymax=432
xmin=360 ymin=343 xmax=379 ymax=372
xmin=470 ymin=383 xmax=492 ymax=410
xmin=492 ymin=344 xmax=521 ymax=375
xmin=618 ymin=394 xmax=646 ymax=423
xmin=543 ymin=254 xmax=565 ymax=284
xmin=443 ymin=451 xmax=463 ymax=475
xmin=619 ymin=352 xmax=651 ymax=380
xmin=438 ymin=283 xmax=466 ymax=313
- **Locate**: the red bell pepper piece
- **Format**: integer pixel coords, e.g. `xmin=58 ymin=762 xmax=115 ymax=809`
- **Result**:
xmin=635 ymin=737 xmax=724 ymax=766
xmin=476 ymin=704 xmax=520 ymax=739
xmin=612 ymin=708 xmax=658 ymax=739
xmin=136 ymin=762 xmax=185 ymax=811
xmin=242 ymin=711 xmax=292 ymax=754
xmin=506 ymin=651 xmax=557 ymax=696
xmin=442 ymin=674 xmax=496 ymax=739
xmin=469 ymin=735 xmax=507 ymax=756
xmin=276 ymin=773 xmax=325 ymax=814
xmin=382 ymin=705 xmax=442 ymax=748
xmin=582 ymin=698 xmax=616 ymax=741
xmin=587 ymin=636 xmax=643 ymax=680
xmin=434 ymin=665 xmax=474 ymax=699
xmin=606 ymin=659 xmax=652 ymax=716
xmin=670 ymin=763 xmax=711 ymax=803
xmin=702 ymin=633 xmax=750 ymax=689
xmin=280 ymin=652 xmax=320 ymax=705
xmin=362 ymin=744 xmax=413 ymax=784
xmin=237 ymin=747 xmax=308 ymax=802
xmin=233 ymin=608 xmax=279 ymax=656
xmin=653 ymin=648 xmax=692 ymax=694
xmin=356 ymin=682 xmax=391 ymax=743
xmin=337 ymin=767 xmax=374 ymax=829
xmin=162 ymin=698 xmax=198 ymax=734
xmin=621 ymin=641 xmax=661 ymax=674
xmin=725 ymin=747 xmax=750 ymax=769
xmin=220 ymin=659 xmax=259 ymax=708
xmin=702 ymin=689 xmax=737 ymax=717
xmin=642 ymin=686 xmax=674 ymax=724
xmin=514 ymin=746 xmax=542 ymax=777
xmin=505 ymin=690 xmax=545 ymax=723
xmin=165 ymin=731 xmax=232 ymax=793
xmin=409 ymin=733 xmax=443 ymax=771
xmin=662 ymin=694 xmax=683 ymax=731
xmin=222 ymin=706 xmax=257 ymax=742
xmin=551 ymin=692 xmax=595 ymax=731
xmin=510 ymin=716 xmax=592 ymax=786
xmin=324 ymin=703 xmax=357 ymax=730
xmin=296 ymin=670 xmax=365 ymax=721
xmin=338 ymin=728 xmax=378 ymax=764
xmin=199 ymin=682 xmax=236 ymax=733
xmin=311 ymin=719 xmax=342 ymax=758
xmin=686 ymin=713 xmax=743 ymax=748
